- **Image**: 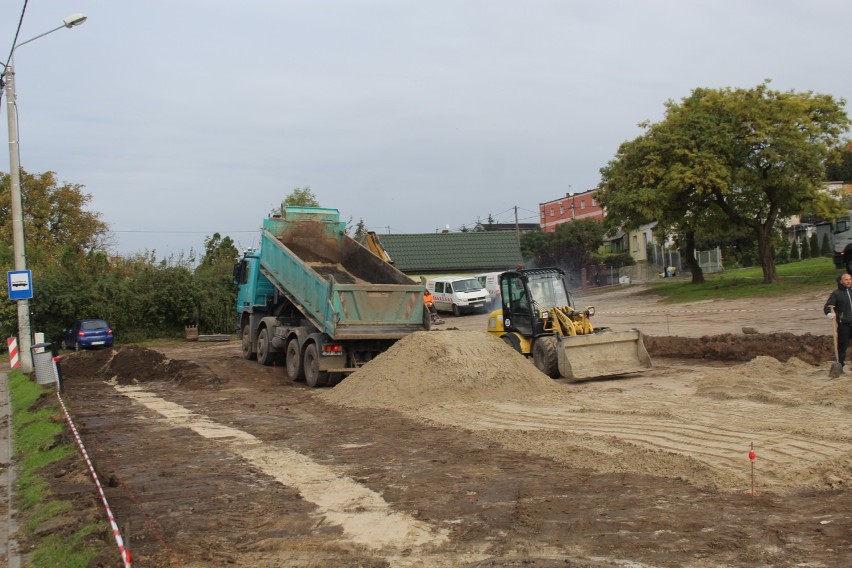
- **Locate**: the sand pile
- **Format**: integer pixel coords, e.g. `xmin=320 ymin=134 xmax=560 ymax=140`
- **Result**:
xmin=321 ymin=330 xmax=559 ymax=410
xmin=695 ymin=356 xmax=852 ymax=411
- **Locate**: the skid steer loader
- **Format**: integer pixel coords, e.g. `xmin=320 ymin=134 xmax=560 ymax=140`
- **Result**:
xmin=486 ymin=267 xmax=651 ymax=380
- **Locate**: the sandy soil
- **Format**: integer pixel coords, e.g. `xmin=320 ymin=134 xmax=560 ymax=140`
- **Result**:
xmin=20 ymin=284 xmax=852 ymax=567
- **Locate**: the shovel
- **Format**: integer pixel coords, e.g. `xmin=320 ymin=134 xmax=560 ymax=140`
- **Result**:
xmin=830 ymin=307 xmax=843 ymax=379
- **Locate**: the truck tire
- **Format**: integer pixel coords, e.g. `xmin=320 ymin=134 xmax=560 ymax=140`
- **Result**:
xmin=304 ymin=343 xmax=329 ymax=387
xmin=422 ymin=307 xmax=432 ymax=331
xmin=846 ymin=258 xmax=852 ymax=275
xmin=257 ymin=327 xmax=275 ymax=366
xmin=532 ymin=336 xmax=559 ymax=378
xmin=286 ymin=338 xmax=304 ymax=380
xmin=452 ymin=304 xmax=461 ymax=317
xmin=241 ymin=324 xmax=256 ymax=361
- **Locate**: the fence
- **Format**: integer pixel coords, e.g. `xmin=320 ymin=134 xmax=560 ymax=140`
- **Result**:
xmin=576 ymin=247 xmax=724 ymax=290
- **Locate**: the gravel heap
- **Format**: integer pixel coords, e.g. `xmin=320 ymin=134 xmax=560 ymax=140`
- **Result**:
xmin=321 ymin=330 xmax=559 ymax=410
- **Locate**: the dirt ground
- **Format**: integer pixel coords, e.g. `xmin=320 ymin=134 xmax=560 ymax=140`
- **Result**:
xmin=25 ymin=284 xmax=852 ymax=567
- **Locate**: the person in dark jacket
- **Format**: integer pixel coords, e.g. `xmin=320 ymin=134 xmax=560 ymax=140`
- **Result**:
xmin=824 ymin=273 xmax=852 ymax=371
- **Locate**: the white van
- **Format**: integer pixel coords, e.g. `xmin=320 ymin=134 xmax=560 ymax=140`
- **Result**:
xmin=426 ymin=276 xmax=490 ymax=316
xmin=476 ymin=272 xmax=503 ymax=309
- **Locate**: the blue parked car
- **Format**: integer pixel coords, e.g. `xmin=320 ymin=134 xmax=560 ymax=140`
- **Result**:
xmin=61 ymin=319 xmax=114 ymax=351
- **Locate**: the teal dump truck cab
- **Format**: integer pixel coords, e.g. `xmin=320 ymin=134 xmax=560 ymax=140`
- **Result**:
xmin=235 ymin=207 xmax=428 ymax=387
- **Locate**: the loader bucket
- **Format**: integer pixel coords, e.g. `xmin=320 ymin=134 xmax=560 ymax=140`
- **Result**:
xmin=556 ymin=330 xmax=652 ymax=380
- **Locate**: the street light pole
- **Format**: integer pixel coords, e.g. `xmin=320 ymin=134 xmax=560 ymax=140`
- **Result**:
xmin=2 ymin=13 xmax=87 ymax=373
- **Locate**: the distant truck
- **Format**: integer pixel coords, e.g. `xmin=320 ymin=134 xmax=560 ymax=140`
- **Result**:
xmin=234 ymin=207 xmax=429 ymax=387
xmin=832 ymin=213 xmax=852 ymax=273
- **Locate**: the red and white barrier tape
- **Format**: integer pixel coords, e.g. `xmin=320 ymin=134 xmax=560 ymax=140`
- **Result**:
xmin=55 ymin=390 xmax=132 ymax=567
xmin=598 ymin=307 xmax=818 ymax=315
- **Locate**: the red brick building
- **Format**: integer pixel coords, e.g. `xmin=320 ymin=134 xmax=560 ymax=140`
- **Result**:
xmin=539 ymin=189 xmax=604 ymax=232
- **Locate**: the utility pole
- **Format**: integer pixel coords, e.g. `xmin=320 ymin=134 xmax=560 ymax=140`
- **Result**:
xmin=514 ymin=206 xmax=520 ymax=248
xmin=2 ymin=14 xmax=88 ymax=373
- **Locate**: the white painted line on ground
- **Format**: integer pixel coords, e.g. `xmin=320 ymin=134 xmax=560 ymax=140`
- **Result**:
xmin=113 ymin=384 xmax=448 ymax=550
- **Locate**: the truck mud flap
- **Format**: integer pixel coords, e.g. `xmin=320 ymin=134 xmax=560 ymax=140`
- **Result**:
xmin=556 ymin=330 xmax=652 ymax=380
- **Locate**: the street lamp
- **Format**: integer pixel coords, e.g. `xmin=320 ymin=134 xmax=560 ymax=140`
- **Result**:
xmin=2 ymin=13 xmax=87 ymax=373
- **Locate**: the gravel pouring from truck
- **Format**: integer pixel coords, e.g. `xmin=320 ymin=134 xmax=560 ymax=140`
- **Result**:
xmin=235 ymin=207 xmax=428 ymax=387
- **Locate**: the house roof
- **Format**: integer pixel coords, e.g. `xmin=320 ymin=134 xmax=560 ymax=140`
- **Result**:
xmin=378 ymin=231 xmax=524 ymax=274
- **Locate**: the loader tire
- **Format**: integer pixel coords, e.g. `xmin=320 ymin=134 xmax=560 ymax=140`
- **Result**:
xmin=533 ymin=336 xmax=559 ymax=378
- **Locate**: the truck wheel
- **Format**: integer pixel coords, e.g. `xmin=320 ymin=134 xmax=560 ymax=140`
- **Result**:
xmin=422 ymin=307 xmax=432 ymax=331
xmin=285 ymin=338 xmax=304 ymax=380
xmin=532 ymin=336 xmax=559 ymax=378
xmin=846 ymin=259 xmax=852 ymax=275
xmin=257 ymin=328 xmax=275 ymax=366
xmin=241 ymin=324 xmax=256 ymax=361
xmin=304 ymin=343 xmax=329 ymax=387
xmin=452 ymin=304 xmax=461 ymax=317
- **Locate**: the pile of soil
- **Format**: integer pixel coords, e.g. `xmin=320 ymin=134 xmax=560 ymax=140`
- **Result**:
xmin=60 ymin=346 xmax=222 ymax=388
xmin=645 ymin=332 xmax=832 ymax=364
xmin=322 ymin=330 xmax=560 ymax=409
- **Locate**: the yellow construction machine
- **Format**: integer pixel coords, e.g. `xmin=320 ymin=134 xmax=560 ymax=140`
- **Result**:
xmin=364 ymin=231 xmax=394 ymax=264
xmin=486 ymin=267 xmax=651 ymax=380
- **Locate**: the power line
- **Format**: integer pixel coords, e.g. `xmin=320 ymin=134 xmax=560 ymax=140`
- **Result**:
xmin=3 ymin=0 xmax=28 ymax=70
xmin=111 ymin=229 xmax=259 ymax=234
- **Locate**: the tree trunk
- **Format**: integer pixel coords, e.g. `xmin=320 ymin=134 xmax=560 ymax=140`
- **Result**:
xmin=682 ymin=231 xmax=705 ymax=284
xmin=756 ymin=225 xmax=778 ymax=283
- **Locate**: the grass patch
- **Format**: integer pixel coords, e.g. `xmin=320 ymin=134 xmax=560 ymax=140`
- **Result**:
xmin=29 ymin=522 xmax=107 ymax=568
xmin=640 ymin=258 xmax=839 ymax=303
xmin=8 ymin=370 xmax=105 ymax=567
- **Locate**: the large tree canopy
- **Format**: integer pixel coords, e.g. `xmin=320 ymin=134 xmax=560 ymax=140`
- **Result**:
xmin=599 ymin=82 xmax=850 ymax=283
xmin=0 ymin=170 xmax=110 ymax=267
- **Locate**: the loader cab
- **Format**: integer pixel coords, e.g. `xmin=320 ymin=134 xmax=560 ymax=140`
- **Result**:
xmin=499 ymin=268 xmax=573 ymax=337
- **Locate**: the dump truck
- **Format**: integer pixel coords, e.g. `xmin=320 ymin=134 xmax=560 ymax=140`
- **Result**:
xmin=486 ymin=267 xmax=652 ymax=380
xmin=832 ymin=212 xmax=852 ymax=273
xmin=234 ymin=207 xmax=429 ymax=387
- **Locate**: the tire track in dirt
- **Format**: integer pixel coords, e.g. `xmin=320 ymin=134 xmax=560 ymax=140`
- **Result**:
xmin=409 ymin=373 xmax=852 ymax=493
xmin=112 ymin=384 xmax=449 ymax=553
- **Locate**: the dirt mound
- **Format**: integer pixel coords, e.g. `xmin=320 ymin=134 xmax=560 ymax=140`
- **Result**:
xmin=60 ymin=345 xmax=224 ymax=388
xmin=696 ymin=355 xmax=852 ymax=411
xmin=645 ymin=332 xmax=832 ymax=364
xmin=322 ymin=330 xmax=559 ymax=410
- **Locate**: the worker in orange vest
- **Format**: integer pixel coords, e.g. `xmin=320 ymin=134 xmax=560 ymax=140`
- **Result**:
xmin=423 ymin=289 xmax=444 ymax=325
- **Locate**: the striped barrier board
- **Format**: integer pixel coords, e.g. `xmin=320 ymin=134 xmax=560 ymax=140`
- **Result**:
xmin=7 ymin=337 xmax=19 ymax=369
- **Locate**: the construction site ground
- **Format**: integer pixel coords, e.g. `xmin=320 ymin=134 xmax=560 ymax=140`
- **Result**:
xmin=22 ymin=283 xmax=852 ymax=567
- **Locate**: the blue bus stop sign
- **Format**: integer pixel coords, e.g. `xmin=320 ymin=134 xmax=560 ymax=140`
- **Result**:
xmin=7 ymin=270 xmax=33 ymax=300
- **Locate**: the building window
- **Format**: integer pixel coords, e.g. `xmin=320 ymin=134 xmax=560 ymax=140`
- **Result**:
xmin=633 ymin=235 xmax=638 ymax=252
xmin=592 ymin=198 xmax=597 ymax=206
xmin=559 ymin=205 xmax=564 ymax=215
xmin=580 ymin=201 xmax=586 ymax=210
xmin=550 ymin=208 xmax=554 ymax=217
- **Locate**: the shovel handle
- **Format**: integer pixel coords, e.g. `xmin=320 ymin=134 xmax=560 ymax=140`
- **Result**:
xmin=831 ymin=306 xmax=840 ymax=363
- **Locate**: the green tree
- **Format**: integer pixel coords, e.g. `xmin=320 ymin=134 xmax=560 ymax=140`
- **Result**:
xmin=275 ymin=186 xmax=320 ymax=215
xmin=521 ymin=219 xmax=605 ymax=273
xmin=599 ymin=82 xmax=850 ymax=284
xmin=790 ymin=239 xmax=800 ymax=261
xmin=0 ymin=170 xmax=111 ymax=267
xmin=809 ymin=232 xmax=820 ymax=258
xmin=800 ymin=237 xmax=811 ymax=259
xmin=826 ymin=143 xmax=852 ymax=182
xmin=774 ymin=236 xmax=790 ymax=264
xmin=821 ymin=232 xmax=832 ymax=257
xmin=352 ymin=219 xmax=368 ymax=243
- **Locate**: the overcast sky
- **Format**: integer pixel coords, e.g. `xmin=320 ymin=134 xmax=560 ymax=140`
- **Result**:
xmin=2 ymin=1 xmax=850 ymax=260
